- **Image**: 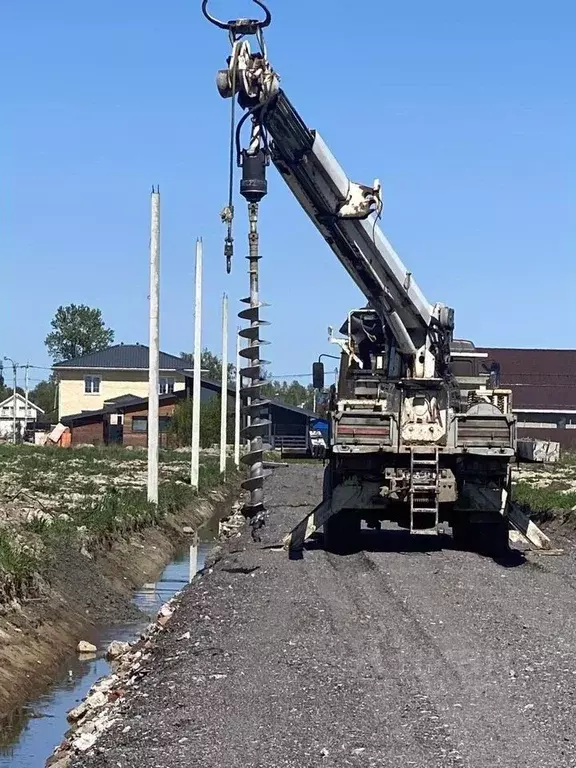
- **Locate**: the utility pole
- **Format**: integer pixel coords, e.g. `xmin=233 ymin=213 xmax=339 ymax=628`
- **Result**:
xmin=23 ymin=363 xmax=30 ymax=442
xmin=147 ymin=187 xmax=161 ymax=505
xmin=3 ymin=357 xmax=18 ymax=444
xmin=191 ymin=238 xmax=203 ymax=490
xmin=220 ymin=293 xmax=228 ymax=476
xmin=234 ymin=328 xmax=241 ymax=469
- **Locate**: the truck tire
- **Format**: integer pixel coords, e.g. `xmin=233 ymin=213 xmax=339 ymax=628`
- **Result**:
xmin=451 ymin=519 xmax=472 ymax=551
xmin=453 ymin=515 xmax=509 ymax=557
xmin=475 ymin=517 xmax=510 ymax=558
xmin=324 ymin=509 xmax=361 ymax=555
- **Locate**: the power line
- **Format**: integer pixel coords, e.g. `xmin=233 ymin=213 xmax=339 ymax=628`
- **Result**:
xmin=267 ymin=371 xmax=338 ymax=379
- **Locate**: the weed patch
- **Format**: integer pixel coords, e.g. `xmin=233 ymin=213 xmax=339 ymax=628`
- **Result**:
xmin=513 ymin=481 xmax=576 ymax=513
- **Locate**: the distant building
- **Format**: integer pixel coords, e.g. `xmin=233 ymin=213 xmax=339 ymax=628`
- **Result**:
xmin=53 ymin=344 xmax=192 ymax=419
xmin=0 ymin=393 xmax=44 ymax=439
xmin=61 ymin=374 xmax=323 ymax=452
xmin=480 ymin=348 xmax=576 ymax=449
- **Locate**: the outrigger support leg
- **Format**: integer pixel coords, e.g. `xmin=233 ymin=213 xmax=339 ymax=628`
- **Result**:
xmin=282 ymin=498 xmax=333 ymax=553
xmin=282 ymin=483 xmax=366 ymax=553
xmin=505 ymin=498 xmax=552 ymax=551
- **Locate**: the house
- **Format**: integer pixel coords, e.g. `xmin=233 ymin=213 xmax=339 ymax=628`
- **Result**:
xmin=0 ymin=393 xmax=44 ymax=440
xmin=61 ymin=373 xmax=324 ymax=452
xmin=61 ymin=378 xmax=234 ymax=448
xmin=61 ymin=391 xmax=187 ymax=448
xmin=479 ymin=348 xmax=576 ymax=450
xmin=53 ymin=344 xmax=192 ymax=420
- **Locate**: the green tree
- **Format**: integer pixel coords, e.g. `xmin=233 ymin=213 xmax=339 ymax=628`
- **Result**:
xmin=180 ymin=348 xmax=235 ymax=384
xmin=262 ymin=379 xmax=315 ymax=410
xmin=45 ymin=304 xmax=115 ymax=362
xmin=169 ymin=395 xmax=234 ymax=449
xmin=29 ymin=379 xmax=58 ymax=420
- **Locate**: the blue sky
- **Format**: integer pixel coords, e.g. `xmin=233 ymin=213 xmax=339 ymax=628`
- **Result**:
xmin=3 ymin=0 xmax=575 ymax=386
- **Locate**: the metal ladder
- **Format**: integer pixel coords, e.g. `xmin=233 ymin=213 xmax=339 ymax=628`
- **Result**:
xmin=409 ymin=447 xmax=440 ymax=535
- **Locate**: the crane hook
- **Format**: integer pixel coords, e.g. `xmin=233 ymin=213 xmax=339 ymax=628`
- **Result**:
xmin=201 ymin=0 xmax=271 ymax=36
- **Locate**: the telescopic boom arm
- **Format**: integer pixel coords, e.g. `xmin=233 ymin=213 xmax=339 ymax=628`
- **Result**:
xmin=202 ymin=0 xmax=454 ymax=378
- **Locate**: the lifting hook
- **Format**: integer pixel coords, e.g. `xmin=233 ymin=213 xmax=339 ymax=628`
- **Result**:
xmin=201 ymin=0 xmax=271 ymax=38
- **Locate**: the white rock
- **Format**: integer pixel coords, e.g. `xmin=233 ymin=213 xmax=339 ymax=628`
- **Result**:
xmin=85 ymin=690 xmax=107 ymax=711
xmin=77 ymin=640 xmax=97 ymax=654
xmin=106 ymin=641 xmax=130 ymax=661
xmin=27 ymin=509 xmax=53 ymax=525
xmin=67 ymin=702 xmax=88 ymax=723
xmin=158 ymin=604 xmax=173 ymax=619
xmin=73 ymin=731 xmax=98 ymax=753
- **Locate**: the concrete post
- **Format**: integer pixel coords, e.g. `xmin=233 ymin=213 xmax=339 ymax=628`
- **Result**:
xmin=147 ymin=188 xmax=160 ymax=504
xmin=191 ymin=239 xmax=203 ymax=490
xmin=220 ymin=293 xmax=228 ymax=476
xmin=234 ymin=328 xmax=241 ymax=469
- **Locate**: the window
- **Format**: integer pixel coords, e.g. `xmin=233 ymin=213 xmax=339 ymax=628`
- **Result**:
xmin=132 ymin=416 xmax=148 ymax=433
xmin=159 ymin=377 xmax=175 ymax=395
xmin=84 ymin=375 xmax=101 ymax=394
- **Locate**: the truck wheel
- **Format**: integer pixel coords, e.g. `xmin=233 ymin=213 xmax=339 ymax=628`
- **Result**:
xmin=475 ymin=517 xmax=510 ymax=558
xmin=324 ymin=509 xmax=361 ymax=555
xmin=453 ymin=516 xmax=509 ymax=557
xmin=452 ymin=520 xmax=472 ymax=551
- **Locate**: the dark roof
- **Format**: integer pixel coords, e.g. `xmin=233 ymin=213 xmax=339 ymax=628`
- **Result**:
xmin=187 ymin=374 xmax=317 ymax=418
xmin=268 ymin=399 xmax=317 ymax=419
xmin=54 ymin=344 xmax=191 ymax=371
xmin=182 ymin=372 xmax=235 ymax=398
xmin=479 ymin=347 xmax=576 ymax=411
xmin=104 ymin=394 xmax=139 ymax=405
xmin=61 ymin=391 xmax=186 ymax=425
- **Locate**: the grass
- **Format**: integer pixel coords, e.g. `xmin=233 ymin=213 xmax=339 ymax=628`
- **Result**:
xmin=0 ymin=534 xmax=37 ymax=578
xmin=513 ymin=481 xmax=576 ymax=513
xmin=0 ymin=445 xmax=240 ymax=588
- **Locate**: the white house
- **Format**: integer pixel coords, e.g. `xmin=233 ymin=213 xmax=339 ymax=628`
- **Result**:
xmin=0 ymin=393 xmax=44 ymax=439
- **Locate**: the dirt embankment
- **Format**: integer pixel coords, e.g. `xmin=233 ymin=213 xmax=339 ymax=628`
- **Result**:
xmin=0 ymin=484 xmax=237 ymax=720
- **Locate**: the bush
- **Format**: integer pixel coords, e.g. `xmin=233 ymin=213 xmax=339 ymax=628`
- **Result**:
xmin=169 ymin=396 xmax=234 ymax=449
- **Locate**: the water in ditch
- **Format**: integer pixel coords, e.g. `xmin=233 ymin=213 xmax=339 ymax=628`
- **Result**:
xmin=0 ymin=534 xmax=214 ymax=767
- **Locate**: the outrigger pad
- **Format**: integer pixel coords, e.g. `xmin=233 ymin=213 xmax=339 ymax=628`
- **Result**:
xmin=506 ymin=502 xmax=552 ymax=551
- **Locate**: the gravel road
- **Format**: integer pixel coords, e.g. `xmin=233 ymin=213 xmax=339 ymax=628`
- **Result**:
xmin=72 ymin=465 xmax=576 ymax=768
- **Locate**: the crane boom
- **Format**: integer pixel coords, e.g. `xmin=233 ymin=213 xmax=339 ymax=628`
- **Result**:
xmin=206 ymin=9 xmax=454 ymax=378
xmin=262 ymin=88 xmax=435 ymax=357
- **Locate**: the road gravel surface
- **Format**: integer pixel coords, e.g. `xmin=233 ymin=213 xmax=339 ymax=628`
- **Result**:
xmin=72 ymin=465 xmax=576 ymax=768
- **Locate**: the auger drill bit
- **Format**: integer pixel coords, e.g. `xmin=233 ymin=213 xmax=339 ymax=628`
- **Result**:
xmin=238 ymin=157 xmax=271 ymax=541
xmin=203 ymin=0 xmax=274 ymax=538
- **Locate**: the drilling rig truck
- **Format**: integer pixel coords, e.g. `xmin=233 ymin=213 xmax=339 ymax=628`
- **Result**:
xmin=203 ymin=1 xmax=550 ymax=557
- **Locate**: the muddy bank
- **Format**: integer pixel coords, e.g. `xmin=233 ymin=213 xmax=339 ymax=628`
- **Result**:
xmin=46 ymin=506 xmax=246 ymax=767
xmin=0 ymin=483 xmax=238 ymax=720
xmin=533 ymin=507 xmax=576 ymax=533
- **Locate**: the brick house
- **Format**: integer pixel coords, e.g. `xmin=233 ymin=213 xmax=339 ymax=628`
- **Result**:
xmin=60 ymin=378 xmax=231 ymax=448
xmin=479 ymin=347 xmax=576 ymax=449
